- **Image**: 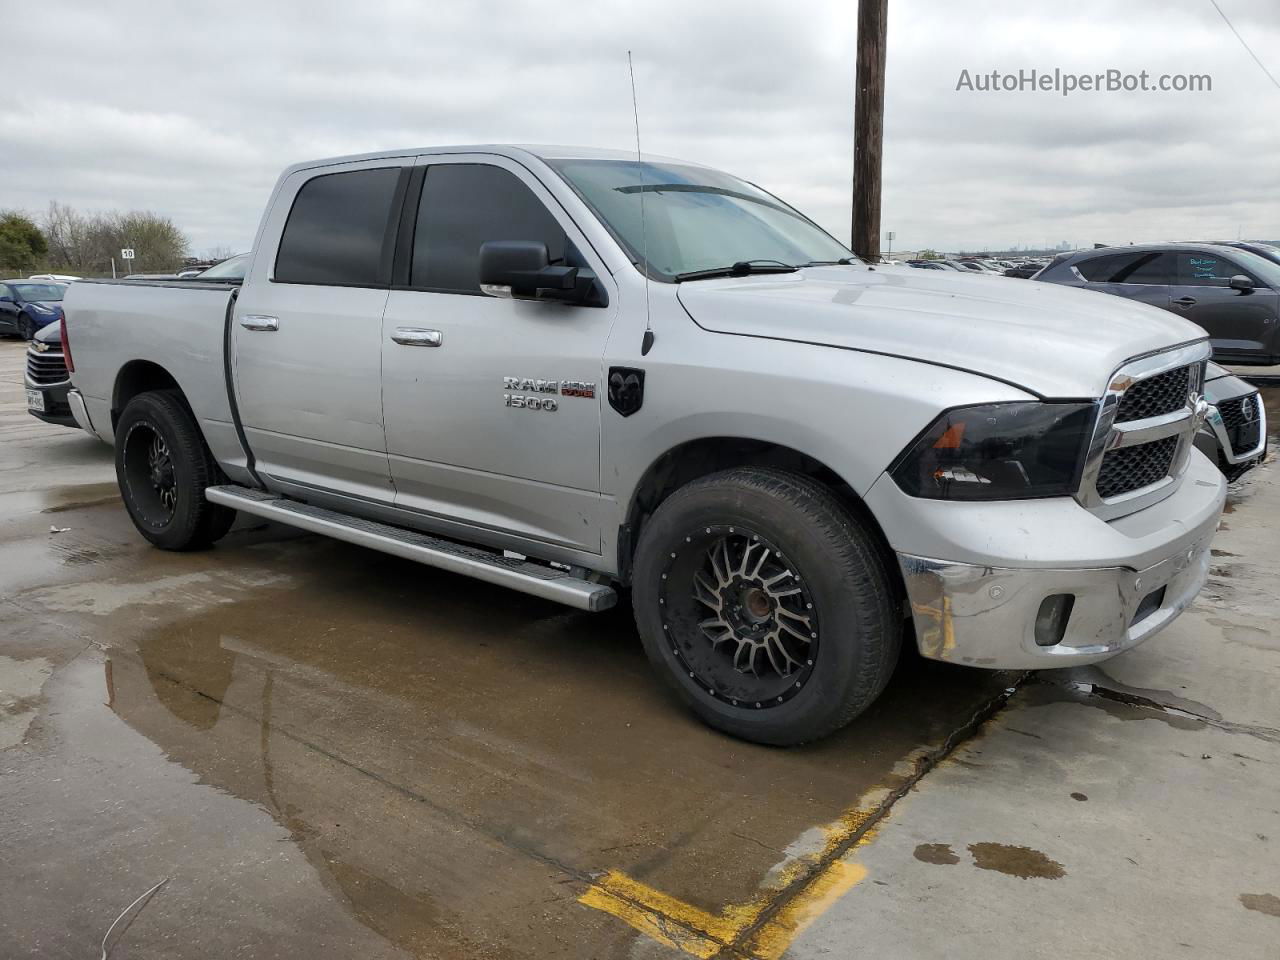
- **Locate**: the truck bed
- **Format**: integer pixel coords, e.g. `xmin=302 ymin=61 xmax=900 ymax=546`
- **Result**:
xmin=62 ymin=278 xmax=250 ymax=474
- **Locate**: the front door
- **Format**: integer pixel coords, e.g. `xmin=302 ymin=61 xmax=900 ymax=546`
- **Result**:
xmin=232 ymin=161 xmax=406 ymax=502
xmin=1173 ymin=251 xmax=1280 ymax=363
xmin=380 ymin=156 xmax=617 ymax=554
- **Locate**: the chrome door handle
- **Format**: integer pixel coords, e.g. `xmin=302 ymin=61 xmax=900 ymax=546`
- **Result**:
xmin=239 ymin=314 xmax=279 ymax=331
xmin=392 ymin=327 xmax=443 ymax=347
xmin=1172 ymin=297 xmax=1197 ymax=308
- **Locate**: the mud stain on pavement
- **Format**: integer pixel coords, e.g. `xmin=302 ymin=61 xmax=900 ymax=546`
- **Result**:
xmin=913 ymin=843 xmax=959 ymax=865
xmin=967 ymin=843 xmax=1065 ymax=880
xmin=1240 ymin=893 xmax=1280 ymax=918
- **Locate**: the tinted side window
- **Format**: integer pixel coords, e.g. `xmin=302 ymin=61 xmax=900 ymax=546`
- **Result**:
xmin=1077 ymin=252 xmax=1172 ymax=285
xmin=411 ymin=164 xmax=566 ymax=294
xmin=1177 ymin=252 xmax=1245 ymax=286
xmin=275 ymin=167 xmax=402 ymax=286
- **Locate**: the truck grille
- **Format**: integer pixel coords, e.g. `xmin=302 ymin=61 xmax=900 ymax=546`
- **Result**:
xmin=1114 ymin=365 xmax=1190 ymax=422
xmin=26 ymin=348 xmax=69 ymax=386
xmin=1077 ymin=344 xmax=1209 ymax=517
xmin=1217 ymin=392 xmax=1263 ymax=456
xmin=1096 ymin=435 xmax=1179 ymax=499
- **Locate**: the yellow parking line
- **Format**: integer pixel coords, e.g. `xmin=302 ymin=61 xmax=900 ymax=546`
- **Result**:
xmin=580 ymin=789 xmax=894 ymax=958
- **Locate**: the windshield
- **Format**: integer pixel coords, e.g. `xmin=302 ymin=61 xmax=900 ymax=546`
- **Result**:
xmin=548 ymin=159 xmax=854 ymax=280
xmin=197 ymin=253 xmax=249 ymax=280
xmin=1246 ymin=242 xmax=1280 ymax=266
xmin=1234 ymin=248 xmax=1280 ymax=289
xmin=12 ymin=283 xmax=65 ymax=301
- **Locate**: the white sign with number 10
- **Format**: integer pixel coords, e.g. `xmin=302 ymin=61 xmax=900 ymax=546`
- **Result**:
xmin=120 ymin=248 xmax=135 ymax=260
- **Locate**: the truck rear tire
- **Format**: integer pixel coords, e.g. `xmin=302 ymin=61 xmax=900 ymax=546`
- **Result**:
xmin=115 ymin=390 xmax=236 ymax=550
xmin=632 ymin=467 xmax=901 ymax=746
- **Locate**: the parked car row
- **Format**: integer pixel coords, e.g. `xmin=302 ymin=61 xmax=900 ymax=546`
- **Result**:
xmin=1034 ymin=242 xmax=1280 ymax=367
xmin=906 ymin=256 xmax=1051 ymax=277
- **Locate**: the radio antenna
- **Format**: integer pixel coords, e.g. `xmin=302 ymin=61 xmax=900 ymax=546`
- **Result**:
xmin=628 ymin=50 xmax=655 ymax=356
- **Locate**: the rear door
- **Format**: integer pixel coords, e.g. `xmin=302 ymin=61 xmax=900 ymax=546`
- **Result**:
xmin=379 ymin=155 xmax=617 ymax=554
xmin=232 ymin=160 xmax=408 ymax=501
xmin=1074 ymin=251 xmax=1174 ymax=310
xmin=1172 ymin=251 xmax=1280 ymax=363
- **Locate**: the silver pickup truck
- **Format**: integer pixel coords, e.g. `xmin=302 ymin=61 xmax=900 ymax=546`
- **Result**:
xmin=62 ymin=145 xmax=1226 ymax=744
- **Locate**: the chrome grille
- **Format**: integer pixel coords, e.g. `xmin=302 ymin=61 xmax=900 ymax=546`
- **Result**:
xmin=1114 ymin=365 xmax=1190 ymax=422
xmin=1077 ymin=342 xmax=1211 ymax=519
xmin=26 ymin=349 xmax=69 ymax=386
xmin=1096 ymin=435 xmax=1179 ymax=499
xmin=1217 ymin=393 xmax=1262 ymax=456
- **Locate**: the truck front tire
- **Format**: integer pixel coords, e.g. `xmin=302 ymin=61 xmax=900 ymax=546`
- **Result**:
xmin=632 ymin=467 xmax=901 ymax=746
xmin=115 ymin=390 xmax=236 ymax=550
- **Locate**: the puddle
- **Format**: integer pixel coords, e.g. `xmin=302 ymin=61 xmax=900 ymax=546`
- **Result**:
xmin=913 ymin=843 xmax=959 ymax=865
xmin=0 ymin=528 xmax=1016 ymax=956
xmin=1240 ymin=893 xmax=1280 ymax=918
xmin=1023 ymin=680 xmax=1207 ymax=733
xmin=967 ymin=843 xmax=1065 ymax=880
xmin=41 ymin=481 xmax=121 ymax=513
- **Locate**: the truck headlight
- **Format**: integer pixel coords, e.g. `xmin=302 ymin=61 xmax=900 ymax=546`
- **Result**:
xmin=889 ymin=402 xmax=1095 ymax=501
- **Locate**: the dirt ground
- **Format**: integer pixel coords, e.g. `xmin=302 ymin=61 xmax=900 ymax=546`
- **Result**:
xmin=1 ymin=338 xmax=1277 ymax=959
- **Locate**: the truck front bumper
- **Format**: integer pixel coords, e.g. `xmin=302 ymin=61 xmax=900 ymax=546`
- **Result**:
xmin=867 ymin=449 xmax=1227 ymax=670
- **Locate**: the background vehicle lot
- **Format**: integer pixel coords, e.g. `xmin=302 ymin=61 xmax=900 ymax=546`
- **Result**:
xmin=2 ymin=337 xmax=1279 ymax=958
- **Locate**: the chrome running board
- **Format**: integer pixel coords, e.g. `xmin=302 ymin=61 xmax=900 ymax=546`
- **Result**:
xmin=205 ymin=485 xmax=617 ymax=612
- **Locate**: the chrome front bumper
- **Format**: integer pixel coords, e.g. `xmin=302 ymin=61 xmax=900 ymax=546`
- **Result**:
xmin=887 ymin=451 xmax=1226 ymax=670
xmin=67 ymin=388 xmax=96 ymax=436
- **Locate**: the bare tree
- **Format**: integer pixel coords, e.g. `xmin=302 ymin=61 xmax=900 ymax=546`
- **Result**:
xmin=42 ymin=202 xmax=190 ymax=276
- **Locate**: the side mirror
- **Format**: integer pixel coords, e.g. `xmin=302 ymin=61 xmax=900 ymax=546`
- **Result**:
xmin=1228 ymin=274 xmax=1254 ymax=293
xmin=478 ymin=241 xmax=580 ymax=302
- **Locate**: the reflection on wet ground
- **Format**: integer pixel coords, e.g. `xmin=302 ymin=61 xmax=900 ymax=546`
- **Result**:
xmin=3 ymin=492 xmax=1009 ymax=958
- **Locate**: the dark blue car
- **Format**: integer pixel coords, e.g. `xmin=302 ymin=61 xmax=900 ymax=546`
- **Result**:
xmin=0 ymin=280 xmax=66 ymax=340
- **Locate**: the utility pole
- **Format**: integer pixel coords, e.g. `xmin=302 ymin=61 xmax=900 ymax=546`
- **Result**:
xmin=851 ymin=0 xmax=887 ymax=262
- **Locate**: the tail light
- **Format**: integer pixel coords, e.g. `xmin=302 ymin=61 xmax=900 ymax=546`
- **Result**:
xmin=60 ymin=315 xmax=75 ymax=374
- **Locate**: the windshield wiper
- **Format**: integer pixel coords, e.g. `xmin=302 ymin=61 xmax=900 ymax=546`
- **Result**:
xmin=797 ymin=258 xmax=857 ymax=267
xmin=673 ymin=260 xmax=798 ymax=283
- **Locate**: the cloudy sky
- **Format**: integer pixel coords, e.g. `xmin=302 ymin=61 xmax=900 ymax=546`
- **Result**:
xmin=4 ymin=0 xmax=1277 ymax=255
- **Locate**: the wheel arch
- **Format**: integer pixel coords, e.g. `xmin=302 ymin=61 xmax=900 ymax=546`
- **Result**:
xmin=617 ymin=436 xmax=895 ymax=585
xmin=111 ymin=360 xmax=185 ymax=429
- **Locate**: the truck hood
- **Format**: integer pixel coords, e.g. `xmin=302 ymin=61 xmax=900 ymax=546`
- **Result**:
xmin=676 ymin=265 xmax=1206 ymax=398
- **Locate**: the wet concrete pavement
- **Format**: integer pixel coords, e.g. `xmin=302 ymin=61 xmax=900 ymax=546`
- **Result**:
xmin=1 ymin=338 xmax=1277 ymax=958
xmin=0 ymin=340 xmax=1011 ymax=958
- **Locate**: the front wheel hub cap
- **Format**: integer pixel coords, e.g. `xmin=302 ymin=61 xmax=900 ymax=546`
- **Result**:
xmin=660 ymin=527 xmax=819 ymax=709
